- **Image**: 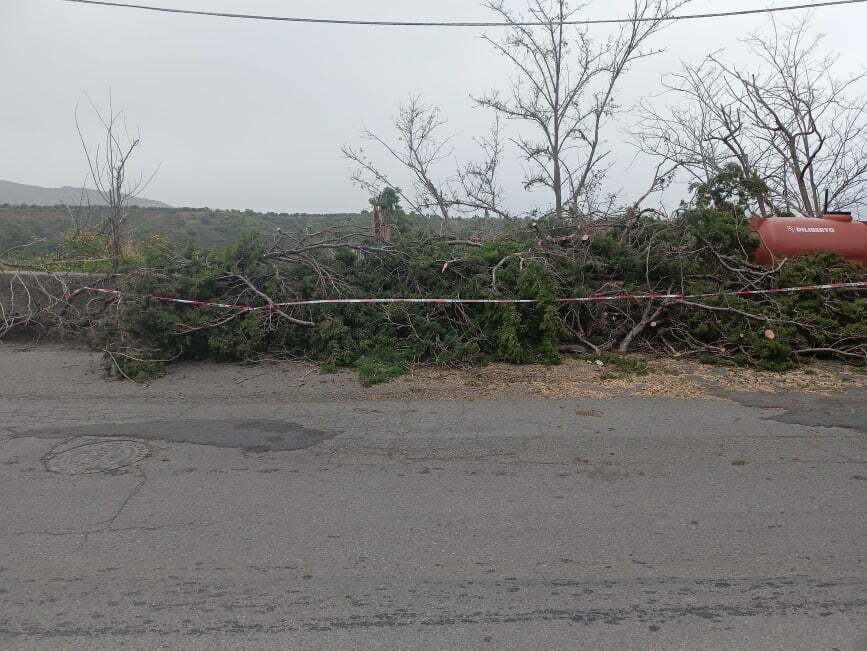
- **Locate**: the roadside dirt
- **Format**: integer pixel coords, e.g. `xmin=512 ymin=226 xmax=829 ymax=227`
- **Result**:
xmin=383 ymin=356 xmax=867 ymax=401
xmin=2 ymin=342 xmax=865 ymax=403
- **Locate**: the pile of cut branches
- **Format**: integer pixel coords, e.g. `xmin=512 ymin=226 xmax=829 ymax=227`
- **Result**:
xmin=79 ymin=204 xmax=865 ymax=383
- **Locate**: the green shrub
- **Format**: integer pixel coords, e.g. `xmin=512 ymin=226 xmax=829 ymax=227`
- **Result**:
xmin=356 ymin=349 xmax=410 ymax=386
xmin=595 ymin=353 xmax=650 ymax=376
xmin=102 ymin=348 xmax=168 ymax=384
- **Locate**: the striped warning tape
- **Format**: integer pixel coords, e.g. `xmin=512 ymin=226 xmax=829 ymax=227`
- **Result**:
xmin=71 ymin=281 xmax=867 ymax=312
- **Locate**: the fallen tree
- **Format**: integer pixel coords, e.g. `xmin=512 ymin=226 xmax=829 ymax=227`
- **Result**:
xmin=3 ymin=164 xmax=865 ymax=384
xmin=58 ymin=181 xmax=863 ymax=383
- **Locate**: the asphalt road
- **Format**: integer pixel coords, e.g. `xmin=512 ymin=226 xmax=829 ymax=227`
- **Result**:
xmin=1 ymin=349 xmax=865 ymax=649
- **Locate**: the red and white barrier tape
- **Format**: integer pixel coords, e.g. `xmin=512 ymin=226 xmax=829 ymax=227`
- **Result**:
xmin=72 ymin=281 xmax=867 ymax=312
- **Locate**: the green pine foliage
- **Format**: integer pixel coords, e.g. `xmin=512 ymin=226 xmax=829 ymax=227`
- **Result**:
xmin=87 ymin=207 xmax=866 ymax=383
xmin=6 ymin=168 xmax=864 ymax=383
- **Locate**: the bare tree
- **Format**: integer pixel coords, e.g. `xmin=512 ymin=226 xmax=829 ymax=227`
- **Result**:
xmin=476 ymin=0 xmax=687 ymax=220
xmin=638 ymin=18 xmax=867 ymax=217
xmin=63 ymin=176 xmax=97 ymax=235
xmin=726 ymin=19 xmax=867 ymax=216
xmin=456 ymin=117 xmax=515 ymax=222
xmin=635 ymin=61 xmax=777 ymax=217
xmin=76 ymin=93 xmax=157 ymax=269
xmin=343 ymin=97 xmax=457 ymax=233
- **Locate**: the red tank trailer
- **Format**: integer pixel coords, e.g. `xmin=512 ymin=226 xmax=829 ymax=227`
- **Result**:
xmin=751 ymin=213 xmax=867 ymax=266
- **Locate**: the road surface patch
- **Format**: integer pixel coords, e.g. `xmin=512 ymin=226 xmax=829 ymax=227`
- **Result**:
xmin=21 ymin=419 xmax=340 ymax=452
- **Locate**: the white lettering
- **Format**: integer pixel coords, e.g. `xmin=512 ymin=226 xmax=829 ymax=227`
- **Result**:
xmin=792 ymin=227 xmax=836 ymax=234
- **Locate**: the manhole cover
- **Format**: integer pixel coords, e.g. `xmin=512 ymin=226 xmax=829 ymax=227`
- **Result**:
xmin=44 ymin=440 xmax=150 ymax=475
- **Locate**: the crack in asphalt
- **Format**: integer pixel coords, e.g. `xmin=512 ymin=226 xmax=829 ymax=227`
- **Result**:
xmin=8 ymin=519 xmax=233 ymax=540
xmin=5 ymin=466 xmax=150 ymax=543
xmin=4 ymin=445 xmax=226 ymax=541
xmin=100 ymin=468 xmax=148 ymax=532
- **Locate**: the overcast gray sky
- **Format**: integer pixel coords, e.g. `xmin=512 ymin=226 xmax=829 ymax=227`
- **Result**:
xmin=2 ymin=0 xmax=866 ymax=213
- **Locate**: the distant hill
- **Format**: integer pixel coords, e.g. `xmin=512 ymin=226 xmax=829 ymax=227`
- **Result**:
xmin=0 ymin=205 xmax=478 ymax=258
xmin=0 ymin=205 xmax=373 ymax=255
xmin=0 ymin=179 xmax=170 ymax=209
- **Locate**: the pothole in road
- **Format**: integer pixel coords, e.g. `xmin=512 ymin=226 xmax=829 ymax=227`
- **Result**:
xmin=44 ymin=440 xmax=150 ymax=475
